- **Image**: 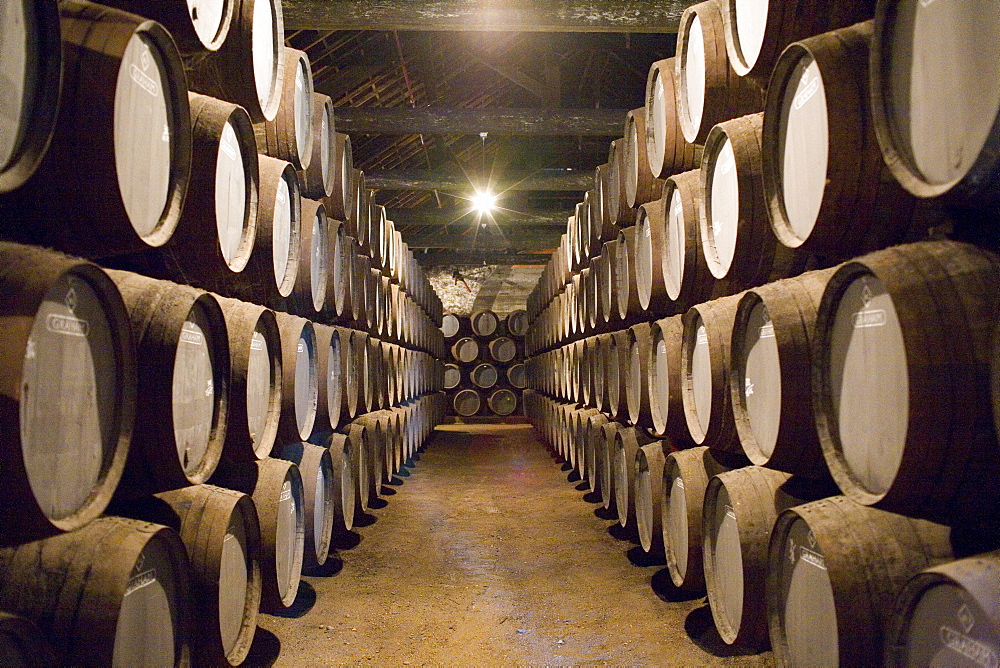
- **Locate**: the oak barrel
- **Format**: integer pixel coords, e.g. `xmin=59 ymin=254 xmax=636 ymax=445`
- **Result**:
xmin=488 ymin=389 xmax=518 ymax=417
xmin=297 ymin=93 xmax=335 ymax=198
xmin=274 ymin=312 xmax=318 ymax=443
xmin=278 ymin=442 xmax=334 ymax=569
xmin=100 ymin=0 xmax=235 ymax=53
xmin=634 ymin=441 xmax=668 ymax=554
xmin=313 ymin=324 xmax=343 ymax=433
xmin=644 ymin=58 xmax=701 ymax=180
xmin=0 ymin=244 xmax=135 ymax=542
xmin=251 ymin=457 xmax=305 ymax=612
xmin=453 ymin=389 xmax=482 ymax=417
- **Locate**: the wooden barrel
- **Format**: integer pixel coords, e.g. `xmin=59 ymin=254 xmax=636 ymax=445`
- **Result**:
xmin=624 ymin=108 xmax=664 ymax=209
xmin=721 ymin=0 xmax=874 ymax=82
xmin=325 ymin=219 xmax=350 ymax=320
xmin=364 ymin=335 xmax=385 ymax=412
xmin=134 ymin=93 xmax=259 ymax=286
xmin=324 ymin=432 xmax=355 ymax=533
xmin=681 ymin=292 xmax=745 ymax=453
xmin=323 ymin=132 xmax=353 ymax=220
xmin=592 ymin=165 xmax=619 ymax=248
xmin=488 ymin=389 xmax=518 ymax=416
xmin=349 ymin=330 xmax=370 ymax=418
xmin=0 ymin=244 xmax=135 ymax=543
xmin=349 ymin=248 xmax=368 ymax=327
xmin=340 ymin=422 xmax=369 ymax=514
xmin=443 ymin=363 xmax=462 ymax=390
xmin=220 ymin=155 xmax=300 ymax=304
xmin=251 ymin=457 xmax=305 ymax=612
xmin=729 ymin=269 xmax=838 ymax=477
xmin=661 ymin=446 xmax=745 ymax=593
xmin=597 ymin=421 xmax=622 ymax=511
xmin=584 ymin=412 xmax=611 ymax=495
xmin=591 ymin=337 xmax=607 ymax=412
xmin=313 ymin=324 xmax=343 ymax=433
xmin=274 ymin=313 xmax=317 ymax=443
xmin=598 ymin=239 xmax=619 ymax=326
xmin=871 ymin=0 xmax=1000 ymax=205
xmin=572 ymin=407 xmax=600 ymax=476
xmin=471 ymin=309 xmax=500 ymax=337
xmin=109 ymin=271 xmax=229 ymax=494
xmin=17 ymin=0 xmax=192 ymax=257
xmin=451 ymin=337 xmax=480 ymax=364
xmin=100 ymin=0 xmax=235 ymax=53
xmin=663 ymin=169 xmax=717 ymax=311
xmin=605 ymin=138 xmax=631 ymax=226
xmin=885 ymin=550 xmax=1000 ymax=667
xmin=471 ymin=363 xmax=499 ymax=390
xmin=813 ymin=240 xmax=1000 ymax=527
xmin=586 ymin=259 xmax=601 ymax=333
xmin=184 ymin=0 xmax=285 ymax=123
xmin=285 ymin=198 xmax=328 ymax=315
xmin=278 ymin=442 xmax=334 ymax=570
xmin=644 ymin=58 xmax=702 ymax=180
xmin=0 ymin=0 xmax=61 ymax=193
xmin=297 ymin=93 xmax=334 ymax=198
xmin=648 ymin=315 xmax=689 ymax=443
xmin=703 ymin=467 xmax=831 ymax=648
xmin=613 ymin=426 xmax=657 ymax=530
xmin=353 ymin=413 xmax=386 ymax=500
xmin=441 ymin=313 xmax=462 ymax=338
xmin=625 ymin=322 xmax=654 ymax=429
xmin=506 ymin=310 xmax=529 ymax=338
xmin=0 ymin=516 xmax=191 ymax=665
xmin=140 ymin=484 xmax=261 ymax=666
xmin=766 ymin=496 xmax=953 ymax=666
xmin=701 ymin=112 xmax=799 ymax=288
xmin=635 ymin=196 xmax=671 ymax=315
xmin=606 ymin=330 xmax=631 ymax=419
xmin=763 ymin=21 xmax=919 ymax=258
xmin=0 ymin=613 xmax=57 ymax=665
xmin=615 ymin=227 xmax=643 ymax=321
xmin=490 ymin=337 xmax=518 ymax=364
xmin=634 ymin=441 xmax=668 ymax=554
xmin=675 ymin=0 xmax=764 ymax=145
xmin=453 ymin=389 xmax=482 ymax=417
xmin=215 ymin=296 xmax=281 ymax=465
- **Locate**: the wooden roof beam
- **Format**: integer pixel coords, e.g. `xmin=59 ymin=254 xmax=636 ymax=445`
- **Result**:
xmin=334 ymin=107 xmax=626 ymax=135
xmin=282 ymin=0 xmax=696 ymax=32
xmin=368 ymin=169 xmax=592 ymax=192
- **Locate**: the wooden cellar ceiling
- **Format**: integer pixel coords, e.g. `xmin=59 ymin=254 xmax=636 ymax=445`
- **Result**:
xmin=284 ymin=1 xmax=692 ymax=265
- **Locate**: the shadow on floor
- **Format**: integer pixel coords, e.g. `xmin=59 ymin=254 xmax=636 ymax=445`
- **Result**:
xmin=243 ymin=627 xmax=281 ymax=667
xmin=685 ymin=604 xmax=767 ymax=657
xmin=627 ymin=545 xmax=665 ymax=567
xmin=331 ymin=530 xmax=362 ymax=550
xmin=304 ymin=555 xmax=344 ymax=578
xmin=268 ymin=581 xmax=317 ymax=619
xmin=650 ymin=568 xmax=703 ymax=603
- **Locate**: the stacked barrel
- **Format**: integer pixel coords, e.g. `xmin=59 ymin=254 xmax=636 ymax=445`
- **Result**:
xmin=442 ymin=309 xmax=529 ymax=418
xmin=525 ymin=0 xmax=1000 ymax=661
xmin=0 ymin=0 xmax=447 ymax=664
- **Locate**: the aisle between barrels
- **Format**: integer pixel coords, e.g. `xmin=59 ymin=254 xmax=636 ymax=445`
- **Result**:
xmin=253 ymin=423 xmax=772 ymax=665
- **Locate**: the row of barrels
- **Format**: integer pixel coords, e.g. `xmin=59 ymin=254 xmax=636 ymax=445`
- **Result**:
xmin=0 ymin=242 xmax=445 ymax=547
xmin=0 ymin=396 xmax=445 ymax=666
xmin=442 ymin=313 xmax=526 ymax=418
xmin=0 ymin=0 xmax=444 ymax=337
xmin=524 ymin=391 xmax=1000 ymax=664
xmin=528 ymin=0 xmax=999 ymax=328
xmin=529 ymin=239 xmax=1000 ymax=532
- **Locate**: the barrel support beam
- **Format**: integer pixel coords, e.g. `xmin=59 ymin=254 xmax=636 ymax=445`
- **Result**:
xmin=333 ymin=107 xmax=629 ymax=136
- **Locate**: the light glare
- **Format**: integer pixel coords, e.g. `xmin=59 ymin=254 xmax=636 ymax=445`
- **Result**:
xmin=471 ymin=190 xmax=497 ymax=214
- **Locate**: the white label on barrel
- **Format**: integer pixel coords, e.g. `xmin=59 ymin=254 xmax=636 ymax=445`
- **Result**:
xmin=783 ymin=519 xmax=838 ymax=666
xmin=115 ymin=34 xmax=172 ymax=239
xmin=173 ymin=314 xmax=214 ymax=476
xmin=904 ymin=580 xmax=999 ymax=666
xmin=683 ymin=14 xmax=706 ymax=135
xmin=781 ymin=56 xmax=828 ymax=243
xmin=0 ymin=0 xmax=33 ymax=171
xmin=252 ymin=0 xmax=277 ymax=111
xmin=46 ymin=313 xmax=89 ymax=337
xmin=891 ymin=0 xmax=1000 ymax=186
xmin=115 ymin=543 xmax=176 ymax=667
xmin=125 ymin=568 xmax=158 ymax=596
xmin=22 ymin=274 xmax=113 ymax=522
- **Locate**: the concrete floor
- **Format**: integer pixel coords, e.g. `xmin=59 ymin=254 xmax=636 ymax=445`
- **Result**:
xmin=250 ymin=423 xmax=774 ymax=666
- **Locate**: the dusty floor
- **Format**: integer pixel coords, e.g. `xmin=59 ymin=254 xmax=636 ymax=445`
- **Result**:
xmin=249 ymin=423 xmax=774 ymax=666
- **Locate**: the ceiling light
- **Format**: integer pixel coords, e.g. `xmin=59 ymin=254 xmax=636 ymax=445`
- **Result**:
xmin=471 ymin=190 xmax=497 ymax=215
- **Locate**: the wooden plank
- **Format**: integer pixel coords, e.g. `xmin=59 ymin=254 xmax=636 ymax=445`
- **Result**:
xmin=368 ymin=169 xmax=592 ymax=192
xmin=282 ymin=0 xmax=695 ymax=32
xmin=333 ymin=107 xmax=627 ymax=135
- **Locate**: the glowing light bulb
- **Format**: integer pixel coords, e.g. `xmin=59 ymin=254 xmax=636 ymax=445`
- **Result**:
xmin=471 ymin=190 xmax=497 ymax=215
